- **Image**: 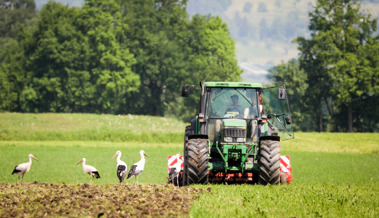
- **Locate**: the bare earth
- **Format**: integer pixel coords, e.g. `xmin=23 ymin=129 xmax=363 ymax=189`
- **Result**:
xmin=0 ymin=182 xmax=210 ymax=217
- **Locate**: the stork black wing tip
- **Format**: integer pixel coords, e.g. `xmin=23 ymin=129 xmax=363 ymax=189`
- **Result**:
xmin=127 ymin=165 xmax=137 ymax=179
xmin=93 ymin=171 xmax=101 ymax=179
xmin=12 ymin=167 xmax=20 ymax=175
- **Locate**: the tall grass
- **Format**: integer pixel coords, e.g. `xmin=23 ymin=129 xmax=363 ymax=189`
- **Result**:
xmin=191 ymin=184 xmax=378 ymax=217
xmin=0 ymin=113 xmax=186 ymax=143
xmin=282 ymin=132 xmax=379 ymax=155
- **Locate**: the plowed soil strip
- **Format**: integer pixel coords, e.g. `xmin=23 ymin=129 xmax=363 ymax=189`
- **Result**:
xmin=0 ymin=182 xmax=210 ymax=217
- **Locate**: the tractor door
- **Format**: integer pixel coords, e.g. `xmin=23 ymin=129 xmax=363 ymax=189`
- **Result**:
xmin=262 ymin=86 xmax=294 ymax=140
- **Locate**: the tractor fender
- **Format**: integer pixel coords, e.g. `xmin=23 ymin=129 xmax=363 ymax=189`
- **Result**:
xmin=188 ymin=134 xmax=208 ymax=140
xmin=260 ymin=135 xmax=280 ymax=142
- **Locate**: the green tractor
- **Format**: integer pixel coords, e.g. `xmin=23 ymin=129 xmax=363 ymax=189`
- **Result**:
xmin=181 ymin=82 xmax=294 ymax=185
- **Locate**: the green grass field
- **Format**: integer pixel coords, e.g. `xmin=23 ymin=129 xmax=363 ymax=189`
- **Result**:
xmin=0 ymin=112 xmax=185 ymax=143
xmin=0 ymin=113 xmax=378 ymax=217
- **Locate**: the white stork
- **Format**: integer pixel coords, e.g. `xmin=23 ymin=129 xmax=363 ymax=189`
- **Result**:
xmin=76 ymin=158 xmax=100 ymax=185
xmin=112 ymin=151 xmax=127 ymax=184
xmin=12 ymin=154 xmax=38 ymax=184
xmin=127 ymin=150 xmax=148 ymax=185
xmin=168 ymin=153 xmax=183 ymax=186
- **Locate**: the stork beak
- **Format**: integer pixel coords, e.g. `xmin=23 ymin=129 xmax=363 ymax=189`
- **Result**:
xmin=32 ymin=156 xmax=39 ymax=161
xmin=144 ymin=153 xmax=148 ymax=157
xmin=76 ymin=160 xmax=82 ymax=165
xmin=112 ymin=153 xmax=118 ymax=159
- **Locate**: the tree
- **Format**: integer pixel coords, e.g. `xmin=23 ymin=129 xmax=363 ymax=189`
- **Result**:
xmin=174 ymin=14 xmax=242 ymax=121
xmin=120 ymin=0 xmax=242 ymax=118
xmin=0 ymin=0 xmax=36 ymax=39
xmin=22 ymin=0 xmax=139 ymax=113
xmin=0 ymin=0 xmax=37 ymax=111
xmin=0 ymin=40 xmax=25 ymax=111
xmin=118 ymin=0 xmax=190 ymax=116
xmin=295 ymin=0 xmax=378 ymax=132
xmin=79 ymin=0 xmax=139 ymax=113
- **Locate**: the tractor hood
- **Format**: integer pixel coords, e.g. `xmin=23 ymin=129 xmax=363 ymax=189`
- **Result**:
xmin=222 ymin=119 xmax=246 ymax=127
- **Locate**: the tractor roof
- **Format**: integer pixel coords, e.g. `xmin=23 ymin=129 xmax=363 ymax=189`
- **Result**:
xmin=204 ymin=82 xmax=263 ymax=88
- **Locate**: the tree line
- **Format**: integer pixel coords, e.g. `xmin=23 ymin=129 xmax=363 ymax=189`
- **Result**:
xmin=0 ymin=0 xmax=241 ymax=121
xmin=268 ymin=0 xmax=378 ymax=132
xmin=1 ymin=0 xmax=378 ymax=132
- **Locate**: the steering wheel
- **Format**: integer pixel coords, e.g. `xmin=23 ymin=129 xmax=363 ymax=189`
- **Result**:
xmin=225 ymin=108 xmax=241 ymax=118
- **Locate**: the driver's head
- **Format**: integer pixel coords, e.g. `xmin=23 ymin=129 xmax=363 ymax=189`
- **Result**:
xmin=231 ymin=95 xmax=238 ymax=104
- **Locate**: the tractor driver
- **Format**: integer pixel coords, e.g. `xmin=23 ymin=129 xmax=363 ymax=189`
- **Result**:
xmin=225 ymin=94 xmax=244 ymax=116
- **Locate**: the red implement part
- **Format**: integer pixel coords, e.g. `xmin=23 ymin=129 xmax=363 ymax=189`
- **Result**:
xmin=280 ymin=155 xmax=293 ymax=184
xmin=168 ymin=155 xmax=183 ymax=173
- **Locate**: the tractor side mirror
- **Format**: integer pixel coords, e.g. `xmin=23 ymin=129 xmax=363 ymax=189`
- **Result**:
xmin=285 ymin=115 xmax=292 ymax=125
xmin=181 ymin=85 xmax=191 ymax=97
xmin=278 ymin=88 xmax=286 ymax=100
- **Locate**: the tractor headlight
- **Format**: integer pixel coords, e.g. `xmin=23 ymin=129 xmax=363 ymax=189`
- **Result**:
xmin=236 ymin=137 xmax=245 ymax=143
xmin=224 ymin=137 xmax=233 ymax=142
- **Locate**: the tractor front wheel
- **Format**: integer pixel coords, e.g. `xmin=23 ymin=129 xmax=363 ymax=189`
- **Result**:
xmin=186 ymin=138 xmax=209 ymax=185
xmin=259 ymin=140 xmax=281 ymax=185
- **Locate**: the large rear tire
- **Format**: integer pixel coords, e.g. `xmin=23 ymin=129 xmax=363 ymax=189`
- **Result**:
xmin=259 ymin=140 xmax=280 ymax=185
xmin=186 ymin=138 xmax=209 ymax=185
xmin=183 ymin=126 xmax=192 ymax=186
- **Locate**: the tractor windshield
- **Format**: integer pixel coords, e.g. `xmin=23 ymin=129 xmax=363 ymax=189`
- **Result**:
xmin=207 ymin=88 xmax=258 ymax=119
xmin=206 ymin=88 xmax=259 ymax=143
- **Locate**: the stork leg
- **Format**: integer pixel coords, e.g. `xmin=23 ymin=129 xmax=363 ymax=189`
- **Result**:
xmin=90 ymin=176 xmax=93 ymax=185
xmin=22 ymin=173 xmax=25 ymax=184
xmin=135 ymin=175 xmax=139 ymax=185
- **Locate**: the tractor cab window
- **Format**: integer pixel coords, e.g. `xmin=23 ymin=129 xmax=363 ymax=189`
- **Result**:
xmin=206 ymin=88 xmax=258 ymax=142
xmin=207 ymin=88 xmax=258 ymax=119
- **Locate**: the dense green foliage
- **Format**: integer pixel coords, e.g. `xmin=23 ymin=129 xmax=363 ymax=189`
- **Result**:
xmin=0 ymin=0 xmax=241 ymax=117
xmin=0 ymin=0 xmax=38 ymax=112
xmin=290 ymin=0 xmax=378 ymax=132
